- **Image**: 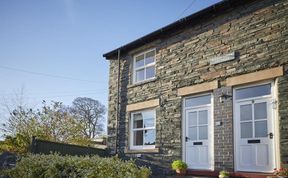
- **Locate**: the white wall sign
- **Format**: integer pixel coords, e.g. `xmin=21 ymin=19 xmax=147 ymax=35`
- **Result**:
xmin=209 ymin=52 xmax=236 ymax=65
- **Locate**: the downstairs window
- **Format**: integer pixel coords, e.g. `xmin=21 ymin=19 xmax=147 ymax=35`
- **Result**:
xmin=130 ymin=109 xmax=156 ymax=150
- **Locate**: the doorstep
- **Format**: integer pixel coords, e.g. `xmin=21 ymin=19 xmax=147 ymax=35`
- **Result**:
xmin=231 ymin=172 xmax=273 ymax=178
xmin=166 ymin=176 xmax=216 ymax=178
xmin=187 ymin=170 xmax=218 ymax=177
xmin=185 ymin=169 xmax=273 ymax=178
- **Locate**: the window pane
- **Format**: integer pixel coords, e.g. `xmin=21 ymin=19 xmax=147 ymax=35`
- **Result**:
xmin=199 ymin=110 xmax=208 ymax=125
xmin=136 ymin=69 xmax=144 ymax=82
xmin=144 ymin=129 xmax=155 ymax=145
xmin=145 ymin=51 xmax=155 ymax=65
xmin=185 ymin=95 xmax=211 ymax=108
xmin=133 ymin=113 xmax=143 ymax=128
xmin=255 ymin=121 xmax=267 ymax=137
xmin=240 ymin=104 xmax=252 ymax=121
xmin=133 ymin=131 xmax=143 ymax=146
xmin=236 ymin=84 xmax=271 ymax=100
xmin=189 ymin=127 xmax=197 ymax=140
xmin=144 ymin=118 xmax=154 ymax=128
xmin=146 ymin=50 xmax=155 ymax=58
xmin=146 ymin=66 xmax=155 ymax=79
xmin=254 ymin=102 xmax=267 ymax=120
xmin=241 ymin=122 xmax=253 ymax=138
xmin=142 ymin=110 xmax=155 ymax=128
xmin=188 ymin=112 xmax=197 ymax=126
xmin=135 ymin=55 xmax=144 ymax=68
xmin=199 ymin=126 xmax=208 ymax=140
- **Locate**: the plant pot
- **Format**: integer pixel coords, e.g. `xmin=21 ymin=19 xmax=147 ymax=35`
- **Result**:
xmin=219 ymin=175 xmax=229 ymax=178
xmin=176 ymin=169 xmax=187 ymax=175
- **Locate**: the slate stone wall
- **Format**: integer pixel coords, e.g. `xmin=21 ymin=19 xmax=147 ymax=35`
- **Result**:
xmin=107 ymin=0 xmax=288 ymax=175
xmin=213 ymin=87 xmax=234 ymax=171
xmin=278 ymin=65 xmax=288 ymax=165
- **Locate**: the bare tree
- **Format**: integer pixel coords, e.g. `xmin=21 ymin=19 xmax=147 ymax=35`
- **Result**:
xmin=0 ymin=87 xmax=31 ymax=137
xmin=71 ymin=97 xmax=106 ymax=139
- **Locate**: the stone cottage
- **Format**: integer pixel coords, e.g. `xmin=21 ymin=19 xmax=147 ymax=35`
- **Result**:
xmin=103 ymin=0 xmax=288 ymax=176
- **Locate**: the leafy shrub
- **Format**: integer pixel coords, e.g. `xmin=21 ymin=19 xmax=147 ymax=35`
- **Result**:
xmin=219 ymin=170 xmax=230 ymax=176
xmin=171 ymin=160 xmax=187 ymax=170
xmin=0 ymin=154 xmax=151 ymax=178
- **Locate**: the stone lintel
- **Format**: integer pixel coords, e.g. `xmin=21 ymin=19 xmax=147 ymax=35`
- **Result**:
xmin=177 ymin=80 xmax=219 ymax=96
xmin=126 ymin=99 xmax=159 ymax=112
xmin=226 ymin=66 xmax=283 ymax=86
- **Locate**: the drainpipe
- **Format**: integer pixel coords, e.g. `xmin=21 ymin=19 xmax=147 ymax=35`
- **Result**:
xmin=116 ymin=49 xmax=121 ymax=155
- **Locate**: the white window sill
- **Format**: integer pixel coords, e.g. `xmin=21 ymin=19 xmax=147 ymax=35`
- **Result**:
xmin=124 ymin=148 xmax=159 ymax=154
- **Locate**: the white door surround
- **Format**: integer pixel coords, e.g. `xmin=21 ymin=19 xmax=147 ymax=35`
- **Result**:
xmin=233 ymin=82 xmax=277 ymax=173
xmin=183 ymin=94 xmax=214 ymax=170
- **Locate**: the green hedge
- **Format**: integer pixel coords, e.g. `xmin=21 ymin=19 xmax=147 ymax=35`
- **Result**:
xmin=1 ymin=154 xmax=151 ymax=178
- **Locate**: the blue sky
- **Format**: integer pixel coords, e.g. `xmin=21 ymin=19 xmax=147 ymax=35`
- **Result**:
xmin=0 ymin=0 xmax=221 ymax=130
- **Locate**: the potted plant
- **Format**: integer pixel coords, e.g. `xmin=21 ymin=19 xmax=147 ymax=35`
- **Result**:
xmin=274 ymin=166 xmax=288 ymax=178
xmin=171 ymin=160 xmax=188 ymax=175
xmin=219 ymin=170 xmax=230 ymax=178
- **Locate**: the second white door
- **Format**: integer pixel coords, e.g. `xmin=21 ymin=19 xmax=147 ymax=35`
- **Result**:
xmin=234 ymin=83 xmax=276 ymax=172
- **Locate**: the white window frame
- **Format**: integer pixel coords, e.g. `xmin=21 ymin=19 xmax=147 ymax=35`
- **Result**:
xmin=133 ymin=49 xmax=156 ymax=84
xmin=234 ymin=82 xmax=273 ymax=102
xmin=130 ymin=109 xmax=156 ymax=150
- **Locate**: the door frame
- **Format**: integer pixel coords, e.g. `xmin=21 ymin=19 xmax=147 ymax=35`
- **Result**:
xmin=182 ymin=93 xmax=214 ymax=170
xmin=232 ymin=80 xmax=280 ymax=172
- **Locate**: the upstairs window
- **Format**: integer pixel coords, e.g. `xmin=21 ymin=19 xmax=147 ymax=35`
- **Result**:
xmin=133 ymin=49 xmax=156 ymax=83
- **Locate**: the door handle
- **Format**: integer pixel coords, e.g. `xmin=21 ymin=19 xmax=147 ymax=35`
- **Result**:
xmin=185 ymin=137 xmax=189 ymax=142
xmin=268 ymin=132 xmax=273 ymax=139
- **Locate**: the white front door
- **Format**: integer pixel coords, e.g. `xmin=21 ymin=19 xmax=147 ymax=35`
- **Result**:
xmin=234 ymin=83 xmax=276 ymax=172
xmin=184 ymin=94 xmax=213 ymax=170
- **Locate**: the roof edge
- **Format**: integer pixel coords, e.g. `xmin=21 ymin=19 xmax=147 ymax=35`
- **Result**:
xmin=103 ymin=0 xmax=255 ymax=59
